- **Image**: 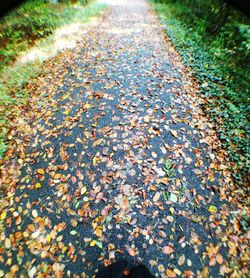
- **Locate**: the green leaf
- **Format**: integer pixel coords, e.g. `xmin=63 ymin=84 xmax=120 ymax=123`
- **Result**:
xmin=169 ymin=193 xmax=178 ymax=203
xmin=208 ymin=205 xmax=217 ymax=213
xmin=95 ymin=240 xmax=103 ymax=249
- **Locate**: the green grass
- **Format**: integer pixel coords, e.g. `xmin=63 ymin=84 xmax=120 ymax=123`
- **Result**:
xmin=0 ymin=0 xmax=106 ymax=160
xmin=150 ymin=0 xmax=249 ymax=188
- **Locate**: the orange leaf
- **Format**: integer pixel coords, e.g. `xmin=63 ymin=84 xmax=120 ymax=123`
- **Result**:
xmin=37 ymin=169 xmax=44 ymax=175
xmin=93 ymin=139 xmax=103 ymax=147
xmin=78 ymin=209 xmax=84 ymax=216
xmin=165 ymin=269 xmax=176 ymax=277
xmin=16 ymin=216 xmax=22 ymax=225
xmin=184 ymin=270 xmax=194 ymax=277
xmin=216 ymin=253 xmax=223 ymax=264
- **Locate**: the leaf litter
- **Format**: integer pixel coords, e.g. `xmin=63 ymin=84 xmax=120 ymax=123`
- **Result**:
xmin=0 ymin=0 xmax=249 ymax=277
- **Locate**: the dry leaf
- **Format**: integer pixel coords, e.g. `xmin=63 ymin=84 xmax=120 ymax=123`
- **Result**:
xmin=162 ymin=245 xmax=174 ymax=255
xmin=153 ymin=192 xmax=161 ymax=202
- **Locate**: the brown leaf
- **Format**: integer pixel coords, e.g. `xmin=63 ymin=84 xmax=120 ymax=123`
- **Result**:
xmin=162 ymin=245 xmax=174 ymax=255
xmin=184 ymin=270 xmax=194 ymax=277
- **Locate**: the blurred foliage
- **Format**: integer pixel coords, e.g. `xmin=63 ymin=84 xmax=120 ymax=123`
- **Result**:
xmin=0 ymin=0 xmax=106 ymax=159
xmin=0 ymin=0 xmax=101 ymax=72
xmin=151 ymin=0 xmax=249 ymax=188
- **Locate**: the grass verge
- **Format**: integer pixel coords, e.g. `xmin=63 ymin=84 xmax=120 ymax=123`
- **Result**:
xmin=150 ymin=0 xmax=249 ymax=190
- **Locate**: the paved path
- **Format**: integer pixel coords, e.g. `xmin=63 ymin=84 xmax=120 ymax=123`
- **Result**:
xmin=0 ymin=0 xmax=234 ymax=276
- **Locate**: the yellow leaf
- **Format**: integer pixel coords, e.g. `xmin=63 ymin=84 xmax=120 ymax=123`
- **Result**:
xmin=92 ymin=217 xmax=99 ymax=230
xmin=41 ymin=251 xmax=47 ymax=258
xmin=5 ymin=238 xmax=11 ymax=249
xmin=148 ymin=127 xmax=153 ymax=134
xmin=90 ymin=240 xmax=96 ymax=247
xmin=54 ymin=173 xmax=61 ymax=180
xmin=37 ymin=169 xmax=44 ymax=175
xmin=93 ymin=156 xmax=101 ymax=166
xmin=165 ymin=269 xmax=176 ymax=277
xmin=169 ymin=207 xmax=175 ymax=214
xmin=81 ymin=186 xmax=87 ymax=195
xmin=153 ymin=192 xmax=161 ymax=202
xmin=85 ymin=103 xmax=91 ymax=109
xmin=94 ymin=227 xmax=103 ymax=237
xmin=108 ymin=243 xmax=115 ymax=250
xmin=35 ymin=183 xmax=42 ymax=189
xmin=46 ymin=235 xmax=51 ymax=243
xmin=208 ymin=205 xmax=217 ymax=213
xmin=1 ymin=211 xmax=7 ymax=220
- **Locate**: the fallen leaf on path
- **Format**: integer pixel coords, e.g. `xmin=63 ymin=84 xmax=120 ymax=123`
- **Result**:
xmin=162 ymin=245 xmax=174 ymax=255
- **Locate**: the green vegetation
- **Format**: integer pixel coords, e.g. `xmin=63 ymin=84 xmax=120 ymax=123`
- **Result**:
xmin=0 ymin=0 xmax=106 ymax=159
xmin=0 ymin=0 xmax=104 ymax=71
xmin=162 ymin=159 xmax=175 ymax=177
xmin=151 ymin=0 xmax=249 ymax=188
